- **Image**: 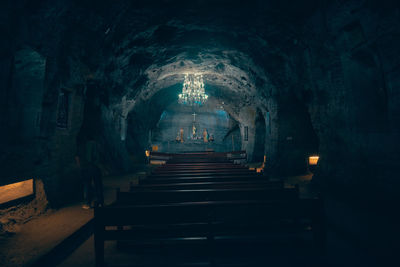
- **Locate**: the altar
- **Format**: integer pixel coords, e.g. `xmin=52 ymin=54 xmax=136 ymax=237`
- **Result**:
xmin=174 ymin=112 xmax=214 ymax=144
xmin=157 ymin=140 xmax=225 ymax=153
xmin=149 ymin=97 xmax=239 ymax=154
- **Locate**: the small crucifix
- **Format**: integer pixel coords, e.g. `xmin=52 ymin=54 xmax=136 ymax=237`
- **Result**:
xmin=192 ymin=112 xmax=197 ymax=122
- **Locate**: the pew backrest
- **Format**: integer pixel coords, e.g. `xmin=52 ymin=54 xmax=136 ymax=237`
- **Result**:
xmin=116 ymin=187 xmax=299 ymax=205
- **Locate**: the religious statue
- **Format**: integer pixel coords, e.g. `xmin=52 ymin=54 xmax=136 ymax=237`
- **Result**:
xmin=203 ymin=128 xmax=208 ymax=143
xmin=192 ymin=124 xmax=197 ymax=139
xmin=179 ymin=128 xmax=184 ymax=142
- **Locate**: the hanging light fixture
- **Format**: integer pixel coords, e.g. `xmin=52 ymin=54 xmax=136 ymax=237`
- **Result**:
xmin=178 ymin=74 xmax=208 ymax=106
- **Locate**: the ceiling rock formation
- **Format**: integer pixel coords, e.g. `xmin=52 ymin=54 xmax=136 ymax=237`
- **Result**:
xmin=1 ymin=1 xmax=400 ymax=265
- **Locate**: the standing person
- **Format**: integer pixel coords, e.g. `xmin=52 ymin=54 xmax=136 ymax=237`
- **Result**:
xmin=75 ymin=134 xmax=104 ymax=209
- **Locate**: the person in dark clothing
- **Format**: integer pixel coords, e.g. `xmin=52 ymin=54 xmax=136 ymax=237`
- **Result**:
xmin=75 ymin=135 xmax=104 ymax=209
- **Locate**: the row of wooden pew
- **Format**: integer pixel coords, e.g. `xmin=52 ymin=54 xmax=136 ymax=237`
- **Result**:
xmin=94 ymin=152 xmax=325 ymax=266
xmin=149 ymin=151 xmax=247 ymax=164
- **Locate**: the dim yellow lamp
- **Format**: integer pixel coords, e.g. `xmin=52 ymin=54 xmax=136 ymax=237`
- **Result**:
xmin=145 ymin=150 xmax=150 ymax=157
xmin=308 ymin=156 xmax=319 ymax=166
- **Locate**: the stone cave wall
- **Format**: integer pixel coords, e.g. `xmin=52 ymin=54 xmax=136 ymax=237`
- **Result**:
xmin=276 ymin=95 xmax=319 ymax=176
xmin=299 ymin=2 xmax=400 ymax=265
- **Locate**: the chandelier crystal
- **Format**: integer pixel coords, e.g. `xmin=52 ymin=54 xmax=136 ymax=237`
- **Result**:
xmin=178 ymin=74 xmax=208 ymax=106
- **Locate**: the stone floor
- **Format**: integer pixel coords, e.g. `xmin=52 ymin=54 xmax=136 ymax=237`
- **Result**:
xmin=0 ymin=204 xmax=92 ymax=267
xmin=0 ymin=168 xmax=151 ymax=267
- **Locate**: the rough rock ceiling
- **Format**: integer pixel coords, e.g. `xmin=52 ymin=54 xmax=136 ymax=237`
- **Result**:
xmin=12 ymin=0 xmax=321 ymax=114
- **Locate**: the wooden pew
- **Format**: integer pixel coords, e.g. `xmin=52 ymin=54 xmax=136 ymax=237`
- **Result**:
xmin=150 ymin=163 xmax=258 ymax=178
xmin=157 ymin=162 xmax=241 ymax=166
xmin=150 ymin=151 xmax=247 ymax=165
xmin=166 ymin=159 xmax=230 ymax=164
xmin=147 ymin=171 xmax=259 ymax=179
xmin=153 ymin=169 xmax=251 ymax=174
xmin=154 ymin=166 xmax=247 ymax=172
xmin=116 ymin=187 xmax=299 ymax=205
xmin=131 ymin=180 xmax=284 ymax=191
xmin=94 ymin=198 xmax=323 ymax=267
xmin=93 ymin=151 xmax=324 ymax=266
xmin=140 ymin=175 xmax=270 ymax=185
xmin=153 ymin=168 xmax=250 ymax=175
xmin=158 ymin=162 xmax=242 ymax=167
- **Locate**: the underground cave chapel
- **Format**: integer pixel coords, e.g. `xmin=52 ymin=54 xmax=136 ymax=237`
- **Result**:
xmin=0 ymin=0 xmax=399 ymax=266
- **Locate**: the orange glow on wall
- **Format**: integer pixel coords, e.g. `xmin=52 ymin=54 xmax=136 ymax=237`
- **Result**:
xmin=308 ymin=156 xmax=319 ymax=166
xmin=152 ymin=145 xmax=158 ymax=151
xmin=0 ymin=179 xmax=34 ymax=205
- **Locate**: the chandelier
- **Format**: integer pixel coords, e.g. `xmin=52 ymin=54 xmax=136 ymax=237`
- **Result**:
xmin=178 ymin=74 xmax=208 ymax=106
